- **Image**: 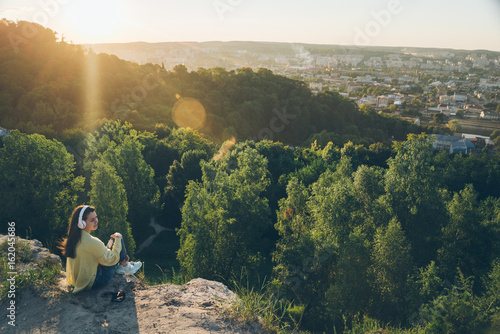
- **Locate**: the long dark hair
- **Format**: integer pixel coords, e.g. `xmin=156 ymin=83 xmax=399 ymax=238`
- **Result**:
xmin=58 ymin=205 xmax=95 ymax=258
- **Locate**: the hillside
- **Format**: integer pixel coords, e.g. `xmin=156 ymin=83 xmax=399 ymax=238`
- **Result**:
xmin=0 ymin=19 xmax=428 ymax=145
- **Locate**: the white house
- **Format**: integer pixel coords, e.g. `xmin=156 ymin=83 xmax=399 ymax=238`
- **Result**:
xmin=0 ymin=126 xmax=9 ymax=137
xmin=309 ymin=82 xmax=323 ymax=92
xmin=439 ymin=95 xmax=453 ymax=104
xmin=377 ymin=96 xmax=390 ymax=108
xmin=480 ymin=111 xmax=500 ymax=120
xmin=358 ymin=96 xmax=377 ymax=107
xmin=453 ymin=94 xmax=467 ymax=102
xmin=433 ymin=135 xmax=475 ymax=154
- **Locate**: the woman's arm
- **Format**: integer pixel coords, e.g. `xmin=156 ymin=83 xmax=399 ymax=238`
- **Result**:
xmin=89 ymin=233 xmax=123 ymax=266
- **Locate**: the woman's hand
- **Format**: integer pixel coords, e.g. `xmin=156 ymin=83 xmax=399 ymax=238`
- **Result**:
xmin=111 ymin=232 xmax=123 ymax=239
xmin=120 ymin=255 xmax=129 ymax=266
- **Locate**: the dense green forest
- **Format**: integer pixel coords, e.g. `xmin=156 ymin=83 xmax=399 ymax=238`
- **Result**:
xmin=2 ymin=20 xmax=500 ymax=332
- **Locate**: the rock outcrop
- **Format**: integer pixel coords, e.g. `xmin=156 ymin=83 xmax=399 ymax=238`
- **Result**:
xmin=0 ymin=234 xmax=62 ymax=268
xmin=0 ymin=235 xmax=264 ymax=333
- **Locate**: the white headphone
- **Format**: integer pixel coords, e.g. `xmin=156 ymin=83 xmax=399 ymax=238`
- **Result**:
xmin=78 ymin=205 xmax=90 ymax=229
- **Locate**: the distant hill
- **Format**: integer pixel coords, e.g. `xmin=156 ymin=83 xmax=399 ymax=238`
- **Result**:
xmin=83 ymin=40 xmax=500 ymax=70
xmin=85 ymin=40 xmax=500 ymax=58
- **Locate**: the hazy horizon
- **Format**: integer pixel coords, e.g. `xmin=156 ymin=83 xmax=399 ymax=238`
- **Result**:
xmin=2 ymin=0 xmax=500 ymax=52
xmin=81 ymin=40 xmax=500 ymax=54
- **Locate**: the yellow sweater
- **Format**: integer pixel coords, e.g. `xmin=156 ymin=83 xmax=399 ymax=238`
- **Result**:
xmin=66 ymin=231 xmax=122 ymax=293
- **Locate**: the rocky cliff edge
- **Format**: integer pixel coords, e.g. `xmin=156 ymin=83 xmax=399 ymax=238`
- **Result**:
xmin=0 ymin=235 xmax=264 ymax=334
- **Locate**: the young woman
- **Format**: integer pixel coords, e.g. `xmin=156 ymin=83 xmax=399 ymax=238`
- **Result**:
xmin=59 ymin=205 xmax=142 ymax=293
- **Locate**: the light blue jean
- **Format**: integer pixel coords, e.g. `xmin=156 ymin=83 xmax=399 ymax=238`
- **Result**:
xmin=92 ymin=238 xmax=127 ymax=289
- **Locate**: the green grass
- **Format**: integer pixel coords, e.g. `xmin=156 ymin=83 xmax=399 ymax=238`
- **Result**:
xmin=136 ymin=264 xmax=186 ymax=286
xmin=134 ymin=230 xmax=185 ymax=285
xmin=343 ymin=315 xmax=424 ymax=334
xmin=0 ymin=237 xmax=32 ymax=262
xmin=15 ymin=258 xmax=62 ymax=295
xmin=223 ymin=272 xmax=304 ymax=334
xmin=0 ymin=238 xmax=62 ymax=302
xmin=226 ymin=286 xmax=426 ymax=334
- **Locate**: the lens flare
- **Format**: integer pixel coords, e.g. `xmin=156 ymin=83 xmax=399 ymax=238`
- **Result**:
xmin=171 ymin=97 xmax=206 ymax=130
xmin=84 ymin=49 xmax=100 ymax=129
xmin=284 ymin=208 xmax=294 ymax=219
xmin=213 ymin=137 xmax=236 ymax=161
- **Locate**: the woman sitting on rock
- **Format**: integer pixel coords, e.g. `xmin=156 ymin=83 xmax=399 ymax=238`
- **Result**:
xmin=59 ymin=205 xmax=142 ymax=293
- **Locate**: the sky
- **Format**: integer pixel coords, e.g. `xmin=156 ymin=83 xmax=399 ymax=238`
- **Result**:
xmin=1 ymin=0 xmax=500 ymax=51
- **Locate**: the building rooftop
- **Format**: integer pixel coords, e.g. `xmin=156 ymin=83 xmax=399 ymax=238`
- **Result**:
xmin=0 ymin=126 xmax=9 ymax=137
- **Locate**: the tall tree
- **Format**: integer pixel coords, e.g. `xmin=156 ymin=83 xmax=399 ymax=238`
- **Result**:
xmin=438 ymin=185 xmax=492 ymax=281
xmin=384 ymin=134 xmax=447 ymax=266
xmin=162 ymin=149 xmax=208 ymax=229
xmin=370 ymin=219 xmax=414 ymax=323
xmin=273 ymin=177 xmax=317 ymax=300
xmin=89 ymin=160 xmax=135 ymax=254
xmin=0 ymin=130 xmax=84 ymax=244
xmin=177 ymin=146 xmax=271 ymax=281
xmin=325 ymin=226 xmax=372 ymax=325
xmin=101 ymin=136 xmax=160 ymax=242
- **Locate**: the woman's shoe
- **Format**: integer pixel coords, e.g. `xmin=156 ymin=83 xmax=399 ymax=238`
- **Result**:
xmin=115 ymin=263 xmax=131 ymax=274
xmin=130 ymin=261 xmax=142 ymax=274
xmin=116 ymin=261 xmax=142 ymax=275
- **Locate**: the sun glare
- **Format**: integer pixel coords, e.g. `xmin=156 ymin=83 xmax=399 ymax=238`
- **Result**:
xmin=64 ymin=0 xmax=127 ymax=42
xmin=172 ymin=97 xmax=207 ymax=131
